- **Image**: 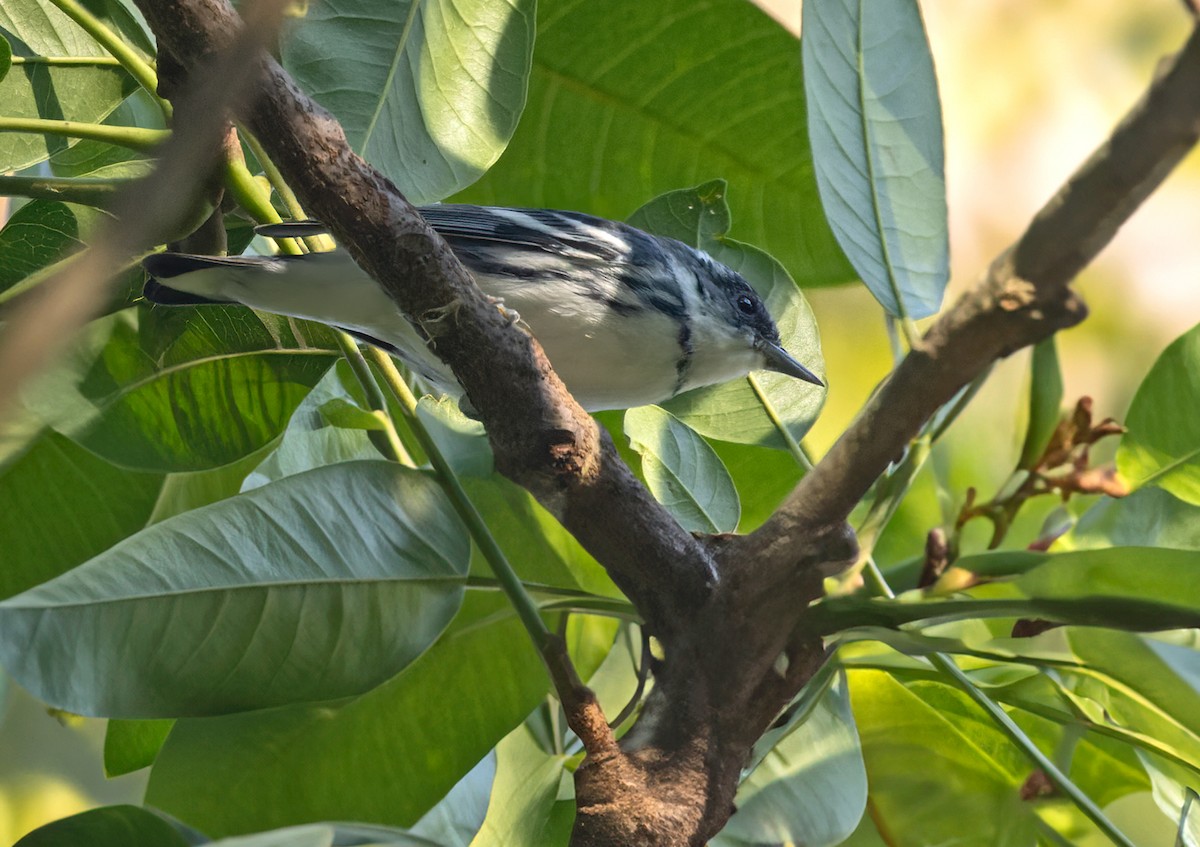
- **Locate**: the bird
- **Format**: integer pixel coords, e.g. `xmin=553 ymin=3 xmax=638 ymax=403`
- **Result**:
xmin=142 ymin=204 xmax=823 ymax=412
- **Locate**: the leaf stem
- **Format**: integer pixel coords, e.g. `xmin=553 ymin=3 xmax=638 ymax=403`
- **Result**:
xmin=0 ymin=174 xmax=126 ymax=206
xmin=238 ymin=126 xmax=335 ymax=253
xmin=366 ymin=349 xmax=616 ymax=756
xmin=333 ymin=335 xmax=415 ymax=466
xmin=0 ymin=118 xmax=165 ymax=151
xmin=44 ymin=0 xmax=169 ymax=113
xmin=364 ymin=346 xmax=554 ymax=648
xmin=747 ymin=373 xmax=813 ymax=470
xmin=11 ymin=55 xmax=123 ymax=66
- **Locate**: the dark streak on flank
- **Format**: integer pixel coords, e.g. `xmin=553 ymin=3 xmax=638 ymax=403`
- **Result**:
xmin=673 ymin=317 xmax=693 ymax=396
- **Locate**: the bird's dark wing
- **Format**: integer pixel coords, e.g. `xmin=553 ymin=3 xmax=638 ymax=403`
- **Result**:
xmin=417 ymin=205 xmax=633 ymax=263
xmin=254 ymin=206 xmax=659 ymax=268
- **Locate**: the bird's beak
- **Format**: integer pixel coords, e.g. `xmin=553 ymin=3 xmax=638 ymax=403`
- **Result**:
xmin=758 ymin=340 xmax=825 ymax=387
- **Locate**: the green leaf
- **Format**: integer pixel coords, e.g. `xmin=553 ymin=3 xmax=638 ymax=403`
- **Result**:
xmin=1071 ymin=630 xmax=1200 ymax=742
xmin=13 ymin=805 xmax=189 ymax=847
xmin=0 ymin=429 xmax=162 ymax=601
xmin=1016 ymin=547 xmax=1200 ymax=616
xmin=471 ymin=725 xmax=566 ymax=847
xmin=207 ymin=826 xmax=335 ymax=847
xmin=630 ymin=181 xmax=827 ymax=449
xmin=0 ymin=200 xmax=80 ymax=295
xmin=0 ymin=461 xmax=469 ymax=717
xmin=1117 ymin=322 xmax=1200 ymax=505
xmin=1055 ymin=487 xmax=1200 ymax=553
xmin=401 ymin=751 xmax=495 ymax=846
xmin=454 ymin=0 xmax=851 ymax=287
xmin=849 ymin=670 xmax=1036 ymax=846
xmin=79 ymin=0 xmax=157 ymax=56
xmin=23 ymin=309 xmax=339 ymax=472
xmin=104 ymin=718 xmax=173 ymax=776
xmin=242 ymin=363 xmax=381 ymax=491
xmin=145 ymin=592 xmax=550 ymax=835
xmin=1019 ymin=337 xmax=1064 ymax=469
xmin=279 ymin=0 xmax=535 ymax=204
xmin=717 ymin=673 xmax=866 ymax=847
xmin=809 ymin=547 xmax=1200 ymax=636
xmin=417 ymin=395 xmax=493 ymax=478
xmin=624 ymin=405 xmax=739 ymax=533
xmin=0 ymin=200 xmax=142 ymax=312
xmin=0 ymin=33 xmax=11 ymax=83
xmin=317 ymin=397 xmax=387 ymax=431
xmin=148 ymin=448 xmax=268 ymax=524
xmin=1141 ymin=755 xmax=1200 ymax=847
xmin=1065 ymin=629 xmax=1200 ymax=831
xmin=0 ymin=0 xmax=138 ymax=171
xmin=710 ymin=438 xmax=803 ymax=532
xmin=801 ymin=0 xmax=948 ymax=318
xmin=463 ymin=475 xmax=620 ymax=600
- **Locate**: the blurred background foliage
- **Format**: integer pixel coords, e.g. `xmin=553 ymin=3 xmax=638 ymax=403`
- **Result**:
xmin=0 ymin=0 xmax=1197 ymax=843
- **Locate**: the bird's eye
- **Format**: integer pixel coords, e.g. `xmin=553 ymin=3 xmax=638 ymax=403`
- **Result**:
xmin=735 ymin=294 xmax=757 ymax=315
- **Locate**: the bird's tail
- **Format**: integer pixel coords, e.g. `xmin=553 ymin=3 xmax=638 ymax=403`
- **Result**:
xmin=142 ymin=253 xmax=273 ymax=307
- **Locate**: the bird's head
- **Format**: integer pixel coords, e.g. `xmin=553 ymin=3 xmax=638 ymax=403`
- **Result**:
xmin=685 ymin=249 xmax=824 ymax=389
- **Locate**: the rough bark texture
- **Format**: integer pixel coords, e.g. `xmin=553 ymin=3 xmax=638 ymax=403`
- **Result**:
xmin=130 ymin=5 xmax=1200 ymax=844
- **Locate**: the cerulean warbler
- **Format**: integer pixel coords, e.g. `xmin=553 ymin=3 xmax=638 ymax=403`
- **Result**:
xmin=142 ymin=205 xmax=823 ymax=411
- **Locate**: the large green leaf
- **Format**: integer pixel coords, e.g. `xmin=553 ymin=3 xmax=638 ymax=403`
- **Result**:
xmin=398 ymin=751 xmax=495 ymax=846
xmin=454 ymin=0 xmax=851 ymax=287
xmin=1056 ymin=487 xmax=1200 ymax=553
xmin=810 ymin=547 xmax=1200 ymax=635
xmin=1065 ymin=629 xmax=1200 ymax=839
xmin=801 ymin=0 xmax=948 ymax=318
xmin=183 ymin=754 xmax=498 ymax=846
xmin=279 ymin=0 xmax=534 ymax=205
xmin=1016 ymin=547 xmax=1200 ymax=617
xmin=1070 ymin=630 xmax=1200 ymax=744
xmin=0 ymin=461 xmax=469 ymax=717
xmin=850 ymin=670 xmax=1036 ymax=846
xmin=0 ymin=429 xmax=162 ymax=600
xmin=145 ymin=592 xmax=550 ymax=834
xmin=0 ymin=0 xmax=138 ymax=171
xmin=716 ymin=674 xmax=866 ymax=847
xmin=630 ymin=180 xmax=827 ymax=448
xmin=13 ymin=805 xmax=189 ymax=847
xmin=23 ymin=309 xmax=339 ymax=472
xmin=1117 ymin=322 xmax=1200 ymax=505
xmin=624 ymin=405 xmax=739 ymax=533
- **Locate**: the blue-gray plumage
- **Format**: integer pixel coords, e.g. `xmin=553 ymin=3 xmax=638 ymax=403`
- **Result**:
xmin=142 ymin=205 xmax=822 ymax=411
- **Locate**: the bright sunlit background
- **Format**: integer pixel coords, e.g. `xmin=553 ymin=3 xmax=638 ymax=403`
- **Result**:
xmin=2 ymin=1 xmax=1198 ymax=842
